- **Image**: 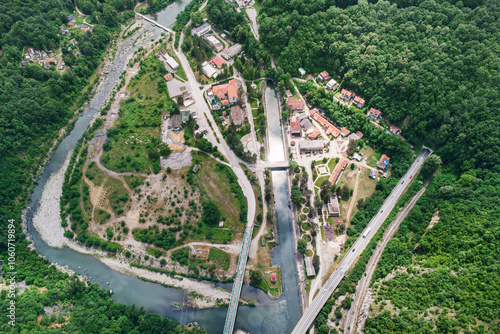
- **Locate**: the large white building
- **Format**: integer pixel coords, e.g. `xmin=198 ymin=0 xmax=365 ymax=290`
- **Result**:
xmin=191 ymin=23 xmax=211 ymax=37
xmin=166 ymin=56 xmax=179 ymax=71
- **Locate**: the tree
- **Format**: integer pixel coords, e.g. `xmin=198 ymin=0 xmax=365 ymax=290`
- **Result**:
xmin=202 ymin=201 xmax=221 ymax=226
xmin=313 ymin=255 xmax=320 ymax=273
xmin=190 ymin=11 xmax=204 ymax=26
xmin=250 ymin=269 xmax=263 ymax=286
xmin=297 ymin=239 xmax=307 ymax=254
xmin=291 ymin=185 xmax=303 ymax=205
xmin=421 ymin=155 xmax=442 ymax=179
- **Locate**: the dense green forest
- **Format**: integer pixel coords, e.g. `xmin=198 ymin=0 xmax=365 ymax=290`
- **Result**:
xmin=257 ymin=0 xmax=500 ymax=331
xmin=259 ymin=0 xmax=500 ymax=172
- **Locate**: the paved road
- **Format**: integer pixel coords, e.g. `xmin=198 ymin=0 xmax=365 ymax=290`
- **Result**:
xmin=292 ymin=148 xmax=431 ymax=334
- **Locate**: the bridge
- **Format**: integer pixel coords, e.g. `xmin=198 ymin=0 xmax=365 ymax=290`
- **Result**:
xmin=223 ymin=227 xmax=253 ymax=334
xmin=264 ymin=161 xmax=289 ymax=170
xmin=135 ymin=12 xmax=174 ymax=34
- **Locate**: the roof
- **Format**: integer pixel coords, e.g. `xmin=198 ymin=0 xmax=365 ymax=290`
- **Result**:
xmin=327 ymin=194 xmax=340 ymax=216
xmin=68 ymin=21 xmax=75 ymax=27
xmin=319 ymin=70 xmax=329 ymax=77
xmin=230 ymin=105 xmax=243 ymax=124
xmin=163 ymin=73 xmax=173 ymax=81
xmin=377 ymin=154 xmax=390 ymax=169
xmin=354 ymin=96 xmax=365 ymax=104
xmin=341 ymin=89 xmax=353 ymax=98
xmin=341 ymin=127 xmax=350 ymax=136
xmin=327 ymin=79 xmax=337 ymax=87
xmin=305 ymin=257 xmax=316 ymax=277
xmin=390 ymin=125 xmax=401 ymax=133
xmin=171 ymin=114 xmax=182 ymax=129
xmin=329 ymin=158 xmax=349 ymax=184
xmin=45 ymin=58 xmax=56 ymax=63
xmin=212 ymin=79 xmax=238 ymax=100
xmin=203 ymin=63 xmax=217 ymax=78
xmin=160 ymin=48 xmax=167 ymax=56
xmin=307 ymin=128 xmax=321 ymax=139
xmin=228 ymin=82 xmax=238 ymax=101
xmin=221 ymin=99 xmax=230 ymax=105
xmin=290 ymin=121 xmax=301 ymax=134
xmin=356 ymin=131 xmax=364 ymax=138
xmin=271 ymin=273 xmax=276 ymax=280
xmin=211 ymin=56 xmax=225 ymax=68
xmin=287 ymin=97 xmax=304 ymax=109
xmin=310 ymin=112 xmax=341 ymax=137
xmin=191 ymin=23 xmax=211 ymax=35
xmin=369 ymin=108 xmax=382 ymax=117
xmin=299 ymin=140 xmax=323 ymax=150
xmin=181 ymin=110 xmax=191 ymax=122
xmin=300 ymin=118 xmax=313 ymax=131
xmin=166 ymin=56 xmax=179 ymax=69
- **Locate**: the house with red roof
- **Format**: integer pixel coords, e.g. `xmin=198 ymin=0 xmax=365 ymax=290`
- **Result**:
xmin=389 ymin=125 xmax=401 ymax=134
xmin=367 ymin=108 xmax=383 ymax=121
xmin=317 ymin=71 xmax=330 ymax=82
xmin=290 ymin=121 xmax=302 ymax=137
xmin=377 ymin=154 xmax=390 ymax=170
xmin=210 ymin=56 xmax=225 ymax=69
xmin=287 ymin=97 xmax=305 ymax=111
xmin=340 ymin=89 xmax=354 ymax=102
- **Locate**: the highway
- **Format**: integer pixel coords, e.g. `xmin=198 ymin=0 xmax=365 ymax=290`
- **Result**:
xmin=292 ymin=148 xmax=432 ymax=334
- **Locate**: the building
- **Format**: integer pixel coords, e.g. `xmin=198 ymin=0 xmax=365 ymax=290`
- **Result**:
xmin=60 ymin=26 xmax=69 ymax=35
xmin=171 ymin=114 xmax=182 ymax=131
xmin=367 ymin=108 xmax=383 ymax=121
xmin=167 ymin=79 xmax=189 ymax=98
xmin=191 ymin=23 xmax=211 ymax=37
xmin=210 ymin=56 xmax=225 ymax=68
xmin=369 ymin=171 xmax=377 ymax=179
xmin=310 ymin=110 xmax=340 ymax=138
xmin=290 ymin=121 xmax=302 ymax=137
xmin=205 ymin=35 xmax=224 ymax=52
xmin=287 ymin=97 xmax=305 ymax=111
xmin=212 ymin=79 xmax=239 ymax=103
xmin=377 ymin=154 xmax=390 ymax=170
xmin=353 ymin=153 xmax=362 ymax=161
xmin=202 ymin=62 xmax=217 ymax=78
xmin=299 ymin=68 xmax=306 ymax=76
xmin=221 ymin=43 xmax=242 ymax=60
xmin=307 ymin=128 xmax=321 ymax=140
xmin=68 ymin=15 xmax=76 ymax=23
xmin=329 ymin=158 xmax=349 ymax=184
xmin=300 ymin=118 xmax=314 ymax=132
xmin=327 ymin=194 xmax=340 ymax=217
xmin=326 ymin=79 xmax=338 ymax=91
xmin=230 ymin=105 xmax=244 ymax=126
xmin=165 ymin=56 xmax=179 ymax=71
xmin=353 ymin=96 xmax=365 ymax=108
xmin=318 ymin=71 xmax=330 ymax=82
xmin=340 ymin=127 xmax=350 ymax=137
xmin=389 ymin=125 xmax=401 ymax=134
xmin=181 ymin=110 xmax=191 ymax=123
xmin=163 ymin=73 xmax=173 ymax=82
xmin=305 ymin=257 xmax=316 ymax=277
xmin=270 ymin=273 xmax=276 ymax=283
xmin=299 ymin=140 xmax=324 ymax=154
xmin=193 ymin=164 xmax=201 ymax=173
xmin=285 ymin=90 xmax=293 ymax=97
xmin=356 ymin=131 xmax=364 ymax=138
xmin=340 ymin=89 xmax=354 ymax=102
xmin=68 ymin=21 xmax=75 ymax=28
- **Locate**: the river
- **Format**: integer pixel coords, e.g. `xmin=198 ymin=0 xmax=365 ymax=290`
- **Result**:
xmin=25 ymin=4 xmax=301 ymax=334
xmin=148 ymin=0 xmax=192 ymax=28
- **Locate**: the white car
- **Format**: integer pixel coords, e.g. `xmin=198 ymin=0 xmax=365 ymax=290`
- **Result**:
xmin=222 ymin=121 xmax=228 ymax=126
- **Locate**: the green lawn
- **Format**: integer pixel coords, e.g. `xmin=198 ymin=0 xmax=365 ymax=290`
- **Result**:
xmin=250 ymin=98 xmax=258 ymax=108
xmin=327 ymin=157 xmax=339 ymax=172
xmin=314 ymin=175 xmax=330 ymax=188
xmin=86 ymin=161 xmax=105 ymax=186
xmin=208 ymin=248 xmax=230 ymax=270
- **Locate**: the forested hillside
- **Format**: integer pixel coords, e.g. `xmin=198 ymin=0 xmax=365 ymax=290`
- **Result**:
xmin=258 ymin=0 xmax=500 ymax=331
xmin=259 ymin=0 xmax=500 ymax=172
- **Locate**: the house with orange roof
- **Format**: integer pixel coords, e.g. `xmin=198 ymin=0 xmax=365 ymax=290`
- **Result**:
xmin=317 ymin=71 xmax=330 ymax=82
xmin=353 ymin=96 xmax=365 ymax=108
xmin=163 ymin=73 xmax=173 ymax=82
xmin=307 ymin=128 xmax=321 ymax=140
xmin=377 ymin=154 xmax=390 ymax=170
xmin=211 ymin=79 xmax=239 ymax=103
xmin=287 ymin=97 xmax=305 ymax=111
xmin=389 ymin=125 xmax=401 ymax=134
xmin=367 ymin=108 xmax=383 ymax=121
xmin=210 ymin=56 xmax=225 ymax=68
xmin=340 ymin=89 xmax=354 ymax=102
xmin=329 ymin=158 xmax=349 ymax=184
xmin=340 ymin=127 xmax=351 ymax=137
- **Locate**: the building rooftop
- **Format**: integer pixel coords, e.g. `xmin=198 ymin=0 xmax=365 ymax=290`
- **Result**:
xmin=329 ymin=158 xmax=349 ymax=184
xmin=211 ymin=56 xmax=225 ymax=68
xmin=299 ymin=140 xmax=323 ymax=150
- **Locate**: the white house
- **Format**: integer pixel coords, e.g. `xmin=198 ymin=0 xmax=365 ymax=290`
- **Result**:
xmin=191 ymin=23 xmax=211 ymax=37
xmin=299 ymin=68 xmax=306 ymax=76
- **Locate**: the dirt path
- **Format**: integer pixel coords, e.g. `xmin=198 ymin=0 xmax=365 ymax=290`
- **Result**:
xmin=345 ymin=170 xmax=361 ymax=222
xmin=166 ymin=241 xmax=242 ymax=257
xmin=344 ymin=182 xmax=430 ymax=333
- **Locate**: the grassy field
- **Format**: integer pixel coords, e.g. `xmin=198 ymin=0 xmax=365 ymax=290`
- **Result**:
xmin=123 ymin=174 xmax=146 ymax=190
xmin=101 ymin=54 xmax=172 ymax=173
xmin=104 ymin=177 xmax=129 ymax=216
xmin=327 ymin=157 xmax=339 ymax=172
xmin=250 ymin=98 xmax=258 ymax=108
xmin=191 ymin=151 xmax=244 ymax=237
xmin=86 ymin=161 xmax=105 ymax=186
xmin=314 ymin=175 xmax=330 ymax=189
xmin=208 ymin=249 xmax=230 ymax=271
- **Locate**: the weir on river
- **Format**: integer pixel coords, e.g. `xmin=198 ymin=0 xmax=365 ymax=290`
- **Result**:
xmin=25 ymin=4 xmax=302 ymax=331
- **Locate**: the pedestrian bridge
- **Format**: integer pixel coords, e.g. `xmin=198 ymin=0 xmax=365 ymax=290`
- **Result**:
xmin=264 ymin=161 xmax=289 ymax=170
xmin=135 ymin=12 xmax=174 ymax=34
